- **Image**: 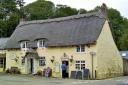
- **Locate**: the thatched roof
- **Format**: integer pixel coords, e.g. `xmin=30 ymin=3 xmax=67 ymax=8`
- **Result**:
xmin=6 ymin=11 xmax=106 ymax=49
xmin=0 ymin=38 xmax=9 ymax=50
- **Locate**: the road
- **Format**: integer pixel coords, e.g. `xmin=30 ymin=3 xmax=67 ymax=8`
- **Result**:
xmin=0 ymin=74 xmax=128 ymax=85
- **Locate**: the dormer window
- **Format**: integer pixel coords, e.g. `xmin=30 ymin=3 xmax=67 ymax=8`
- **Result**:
xmin=20 ymin=41 xmax=28 ymax=49
xmin=37 ymin=40 xmax=45 ymax=48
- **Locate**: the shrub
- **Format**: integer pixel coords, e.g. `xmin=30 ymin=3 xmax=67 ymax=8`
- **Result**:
xmin=6 ymin=68 xmax=10 ymax=73
xmin=36 ymin=70 xmax=43 ymax=76
xmin=5 ymin=67 xmax=21 ymax=74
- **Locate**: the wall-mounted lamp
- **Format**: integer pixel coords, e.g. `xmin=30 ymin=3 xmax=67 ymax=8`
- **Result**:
xmin=51 ymin=56 xmax=55 ymax=63
xmin=12 ymin=56 xmax=19 ymax=62
xmin=70 ymin=55 xmax=73 ymax=62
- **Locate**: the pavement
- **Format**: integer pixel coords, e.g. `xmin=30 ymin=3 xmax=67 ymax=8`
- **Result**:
xmin=0 ymin=74 xmax=128 ymax=85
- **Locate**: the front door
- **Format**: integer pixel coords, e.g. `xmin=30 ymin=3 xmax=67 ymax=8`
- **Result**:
xmin=3 ymin=57 xmax=6 ymax=71
xmin=62 ymin=61 xmax=69 ymax=78
xmin=27 ymin=58 xmax=34 ymax=74
xmin=30 ymin=58 xmax=34 ymax=74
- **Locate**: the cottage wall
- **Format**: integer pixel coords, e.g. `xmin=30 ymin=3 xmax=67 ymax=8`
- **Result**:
xmin=6 ymin=45 xmax=97 ymax=78
xmin=96 ymin=20 xmax=123 ymax=79
xmin=6 ymin=50 xmax=26 ymax=74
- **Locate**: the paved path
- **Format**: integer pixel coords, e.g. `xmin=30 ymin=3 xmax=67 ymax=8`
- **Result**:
xmin=0 ymin=74 xmax=128 ymax=85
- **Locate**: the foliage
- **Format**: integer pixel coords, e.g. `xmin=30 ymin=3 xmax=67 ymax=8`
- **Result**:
xmin=6 ymin=67 xmax=21 ymax=74
xmin=54 ymin=5 xmax=78 ymax=18
xmin=0 ymin=0 xmax=21 ymax=37
xmin=24 ymin=0 xmax=55 ymax=20
xmin=36 ymin=70 xmax=43 ymax=76
xmin=108 ymin=8 xmax=128 ymax=50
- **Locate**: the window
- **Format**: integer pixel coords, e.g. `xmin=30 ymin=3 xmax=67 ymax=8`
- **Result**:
xmin=20 ymin=41 xmax=28 ymax=49
xmin=122 ymin=53 xmax=126 ymax=57
xmin=75 ymin=60 xmax=85 ymax=70
xmin=37 ymin=40 xmax=45 ymax=48
xmin=76 ymin=45 xmax=85 ymax=52
xmin=39 ymin=57 xmax=45 ymax=66
xmin=0 ymin=58 xmax=4 ymax=68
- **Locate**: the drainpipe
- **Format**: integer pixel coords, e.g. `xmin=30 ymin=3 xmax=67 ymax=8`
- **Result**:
xmin=90 ymin=52 xmax=96 ymax=79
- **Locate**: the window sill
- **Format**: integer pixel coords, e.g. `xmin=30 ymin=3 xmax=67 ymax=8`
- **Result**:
xmin=76 ymin=52 xmax=86 ymax=54
xmin=38 ymin=47 xmax=46 ymax=49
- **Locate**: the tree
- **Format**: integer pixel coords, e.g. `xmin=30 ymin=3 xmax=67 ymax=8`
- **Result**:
xmin=108 ymin=8 xmax=126 ymax=50
xmin=78 ymin=9 xmax=87 ymax=14
xmin=24 ymin=0 xmax=55 ymax=20
xmin=118 ymin=18 xmax=128 ymax=50
xmin=54 ymin=5 xmax=78 ymax=17
xmin=0 ymin=0 xmax=20 ymax=37
xmin=16 ymin=0 xmax=25 ymax=9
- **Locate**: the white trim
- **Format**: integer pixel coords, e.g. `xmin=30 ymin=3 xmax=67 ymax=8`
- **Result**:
xmin=76 ymin=45 xmax=85 ymax=53
xmin=37 ymin=40 xmax=45 ymax=48
xmin=75 ymin=60 xmax=85 ymax=71
xmin=20 ymin=41 xmax=28 ymax=49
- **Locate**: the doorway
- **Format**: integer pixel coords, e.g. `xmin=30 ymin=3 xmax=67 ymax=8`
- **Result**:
xmin=30 ymin=58 xmax=34 ymax=74
xmin=62 ymin=61 xmax=69 ymax=78
xmin=27 ymin=58 xmax=34 ymax=74
xmin=3 ymin=57 xmax=6 ymax=71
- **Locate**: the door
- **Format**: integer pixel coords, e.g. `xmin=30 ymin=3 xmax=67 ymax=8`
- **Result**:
xmin=3 ymin=57 xmax=6 ymax=71
xmin=27 ymin=58 xmax=34 ymax=74
xmin=62 ymin=61 xmax=69 ymax=78
xmin=30 ymin=58 xmax=34 ymax=74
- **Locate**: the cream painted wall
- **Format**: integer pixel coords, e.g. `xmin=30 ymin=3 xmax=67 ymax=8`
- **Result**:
xmin=96 ymin=20 xmax=123 ymax=79
xmin=6 ymin=45 xmax=97 ymax=78
xmin=37 ymin=45 xmax=97 ymax=77
xmin=6 ymin=50 xmax=26 ymax=74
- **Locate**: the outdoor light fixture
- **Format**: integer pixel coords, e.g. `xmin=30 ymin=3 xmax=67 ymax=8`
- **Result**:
xmin=51 ymin=56 xmax=55 ymax=63
xmin=70 ymin=55 xmax=73 ymax=62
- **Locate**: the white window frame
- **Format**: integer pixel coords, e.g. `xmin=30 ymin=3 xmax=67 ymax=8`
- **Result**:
xmin=37 ymin=40 xmax=45 ymax=48
xmin=76 ymin=45 xmax=85 ymax=52
xmin=39 ymin=57 xmax=46 ymax=66
xmin=75 ymin=60 xmax=85 ymax=70
xmin=20 ymin=41 xmax=28 ymax=49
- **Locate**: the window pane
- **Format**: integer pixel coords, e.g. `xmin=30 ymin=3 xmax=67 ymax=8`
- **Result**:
xmin=81 ymin=61 xmax=85 ymax=63
xmin=75 ymin=60 xmax=85 ymax=70
xmin=76 ymin=46 xmax=80 ymax=52
xmin=38 ymin=40 xmax=45 ymax=47
xmin=81 ymin=45 xmax=85 ymax=52
xmin=39 ymin=57 xmax=45 ymax=66
xmin=22 ymin=43 xmax=25 ymax=48
xmin=76 ymin=61 xmax=80 ymax=63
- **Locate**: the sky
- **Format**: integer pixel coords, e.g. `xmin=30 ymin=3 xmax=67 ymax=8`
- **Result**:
xmin=24 ymin=0 xmax=128 ymax=18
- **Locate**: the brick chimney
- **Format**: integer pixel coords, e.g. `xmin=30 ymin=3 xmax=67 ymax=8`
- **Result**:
xmin=101 ymin=3 xmax=108 ymax=20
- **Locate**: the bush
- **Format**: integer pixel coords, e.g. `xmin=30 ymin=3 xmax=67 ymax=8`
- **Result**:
xmin=36 ymin=70 xmax=43 ymax=76
xmin=5 ymin=67 xmax=21 ymax=74
xmin=6 ymin=68 xmax=10 ymax=73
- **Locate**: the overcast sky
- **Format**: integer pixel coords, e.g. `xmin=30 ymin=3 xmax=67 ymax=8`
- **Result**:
xmin=24 ymin=0 xmax=128 ymax=18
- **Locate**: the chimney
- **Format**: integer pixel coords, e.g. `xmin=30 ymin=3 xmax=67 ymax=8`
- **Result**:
xmin=101 ymin=3 xmax=108 ymax=20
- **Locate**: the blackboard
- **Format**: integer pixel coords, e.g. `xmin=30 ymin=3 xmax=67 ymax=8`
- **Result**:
xmin=76 ymin=71 xmax=82 ymax=79
xmin=70 ymin=71 xmax=76 ymax=79
xmin=70 ymin=69 xmax=90 ymax=80
xmin=83 ymin=69 xmax=90 ymax=79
